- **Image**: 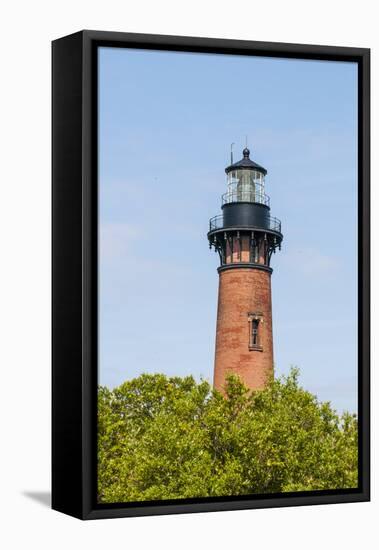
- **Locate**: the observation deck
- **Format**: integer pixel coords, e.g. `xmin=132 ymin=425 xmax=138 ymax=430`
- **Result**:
xmin=209 ymin=212 xmax=282 ymax=234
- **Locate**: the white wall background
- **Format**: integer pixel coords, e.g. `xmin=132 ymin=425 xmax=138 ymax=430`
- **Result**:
xmin=0 ymin=1 xmax=377 ymax=548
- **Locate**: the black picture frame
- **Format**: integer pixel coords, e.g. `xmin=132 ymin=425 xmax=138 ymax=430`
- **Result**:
xmin=52 ymin=30 xmax=370 ymax=520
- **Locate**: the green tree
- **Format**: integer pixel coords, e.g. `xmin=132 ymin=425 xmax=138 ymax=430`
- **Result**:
xmin=97 ymin=369 xmax=358 ymax=503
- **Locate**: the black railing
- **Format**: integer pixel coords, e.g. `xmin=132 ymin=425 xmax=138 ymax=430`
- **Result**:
xmin=222 ymin=190 xmax=270 ymax=207
xmin=209 ymin=214 xmax=282 ymax=233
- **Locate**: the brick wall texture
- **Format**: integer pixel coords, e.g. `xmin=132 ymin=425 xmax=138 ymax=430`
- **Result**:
xmin=213 ymin=267 xmax=274 ymax=393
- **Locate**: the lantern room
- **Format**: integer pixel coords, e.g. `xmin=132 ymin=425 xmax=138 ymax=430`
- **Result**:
xmin=223 ymin=147 xmax=269 ymax=206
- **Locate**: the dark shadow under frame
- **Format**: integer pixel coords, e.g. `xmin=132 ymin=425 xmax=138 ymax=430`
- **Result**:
xmin=52 ymin=30 xmax=370 ymax=520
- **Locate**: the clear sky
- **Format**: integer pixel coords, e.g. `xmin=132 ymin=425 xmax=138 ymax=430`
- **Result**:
xmin=98 ymin=47 xmax=358 ymax=414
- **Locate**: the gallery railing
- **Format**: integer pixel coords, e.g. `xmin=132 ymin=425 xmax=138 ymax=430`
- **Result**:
xmin=209 ymin=214 xmax=282 ymax=233
xmin=222 ymin=189 xmax=270 ymax=206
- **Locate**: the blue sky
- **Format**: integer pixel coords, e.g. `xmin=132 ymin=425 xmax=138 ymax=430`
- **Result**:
xmin=98 ymin=47 xmax=358 ymax=413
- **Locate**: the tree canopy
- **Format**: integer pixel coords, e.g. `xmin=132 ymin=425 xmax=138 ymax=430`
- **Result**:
xmin=98 ymin=369 xmax=358 ymax=503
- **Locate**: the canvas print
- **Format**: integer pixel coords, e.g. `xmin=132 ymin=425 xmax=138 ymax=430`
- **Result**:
xmin=97 ymin=47 xmax=358 ymax=504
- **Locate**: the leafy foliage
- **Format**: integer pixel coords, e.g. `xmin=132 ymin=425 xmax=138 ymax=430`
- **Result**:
xmin=98 ymin=369 xmax=358 ymax=503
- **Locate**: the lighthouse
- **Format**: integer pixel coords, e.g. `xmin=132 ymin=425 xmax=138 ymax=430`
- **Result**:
xmin=208 ymin=147 xmax=283 ymax=392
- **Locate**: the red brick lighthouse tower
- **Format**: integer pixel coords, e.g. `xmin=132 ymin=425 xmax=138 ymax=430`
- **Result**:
xmin=208 ymin=147 xmax=283 ymax=392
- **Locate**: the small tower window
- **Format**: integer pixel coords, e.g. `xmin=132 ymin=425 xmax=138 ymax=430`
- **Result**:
xmin=248 ymin=313 xmax=263 ymax=351
xmin=252 ymin=319 xmax=259 ymax=346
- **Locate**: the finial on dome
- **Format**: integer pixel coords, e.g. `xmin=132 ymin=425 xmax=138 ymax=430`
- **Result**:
xmin=243 ymin=147 xmax=250 ymax=158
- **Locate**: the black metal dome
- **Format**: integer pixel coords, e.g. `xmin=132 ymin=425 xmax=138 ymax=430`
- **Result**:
xmin=225 ymin=147 xmax=267 ymax=175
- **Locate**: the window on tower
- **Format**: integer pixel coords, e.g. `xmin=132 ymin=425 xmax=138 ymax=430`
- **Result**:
xmin=248 ymin=313 xmax=263 ymax=351
xmin=252 ymin=319 xmax=259 ymax=346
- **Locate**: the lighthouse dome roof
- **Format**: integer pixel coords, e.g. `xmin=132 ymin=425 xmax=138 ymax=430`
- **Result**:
xmin=225 ymin=147 xmax=267 ymax=175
